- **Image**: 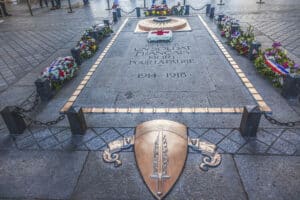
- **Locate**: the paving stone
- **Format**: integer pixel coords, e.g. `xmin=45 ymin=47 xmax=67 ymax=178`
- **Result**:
xmin=11 ymin=129 xmax=32 ymax=141
xmin=115 ymin=128 xmax=133 ymax=135
xmin=31 ymin=128 xmax=52 ymax=142
xmin=188 ymin=128 xmax=209 ymax=137
xmin=22 ymin=143 xmax=41 ymax=150
xmin=15 ymin=135 xmax=37 ymax=149
xmin=100 ymin=128 xmax=122 ymax=143
xmin=234 ymin=155 xmax=300 ymax=200
xmin=238 ymin=140 xmax=269 ymax=154
xmin=215 ymin=128 xmax=233 ymax=136
xmin=92 ymin=127 xmax=110 ymax=135
xmin=61 ymin=136 xmax=85 ymax=150
xmin=0 ymin=134 xmax=16 ymax=150
xmin=54 ymin=129 xmax=72 ymax=143
xmin=0 ymin=150 xmax=88 ymax=199
xmin=218 ymin=138 xmax=242 ymax=154
xmin=81 ymin=129 xmax=98 ymax=143
xmin=256 ymin=130 xmax=278 ymax=146
xmin=271 ymin=138 xmax=297 ymax=155
xmin=263 ymin=129 xmax=285 ymax=137
xmin=202 ymin=130 xmax=225 ymax=144
xmin=228 ymin=130 xmax=247 ymax=145
xmin=267 ymin=148 xmax=283 ymax=155
xmin=280 ymin=130 xmax=300 ymax=145
xmin=85 ymin=136 xmax=106 ymax=150
xmin=38 ymin=136 xmax=58 ymax=150
xmin=49 ymin=127 xmax=68 ymax=135
xmin=187 ymin=128 xmax=200 ymax=138
xmin=122 ymin=128 xmax=135 ymax=137
xmin=72 ymin=153 xmax=247 ymax=200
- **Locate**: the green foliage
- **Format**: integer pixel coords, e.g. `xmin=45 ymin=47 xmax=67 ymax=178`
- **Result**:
xmin=254 ymin=54 xmax=282 ymax=88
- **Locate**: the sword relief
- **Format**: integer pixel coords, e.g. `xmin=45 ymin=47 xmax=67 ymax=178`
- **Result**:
xmin=150 ymin=131 xmax=170 ymax=197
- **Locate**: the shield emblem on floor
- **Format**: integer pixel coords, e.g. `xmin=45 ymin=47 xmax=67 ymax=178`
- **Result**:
xmin=134 ymin=120 xmax=188 ymax=200
xmin=102 ymin=119 xmax=221 ymax=199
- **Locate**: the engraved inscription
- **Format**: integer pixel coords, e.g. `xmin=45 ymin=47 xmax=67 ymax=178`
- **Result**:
xmin=130 ymin=43 xmax=194 ymax=66
xmin=137 ymin=72 xmax=191 ymax=79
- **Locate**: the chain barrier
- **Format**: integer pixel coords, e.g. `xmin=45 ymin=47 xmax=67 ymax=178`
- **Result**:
xmin=263 ymin=113 xmax=300 ymax=127
xmin=190 ymin=4 xmax=207 ymax=11
xmin=13 ymin=91 xmax=66 ymax=126
xmin=16 ymin=110 xmax=66 ymax=126
xmin=120 ymin=8 xmax=136 ymax=15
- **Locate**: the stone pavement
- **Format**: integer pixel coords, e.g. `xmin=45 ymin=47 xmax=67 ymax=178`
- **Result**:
xmin=0 ymin=0 xmax=111 ymax=93
xmin=0 ymin=0 xmax=300 ymax=199
xmin=0 ymin=150 xmax=299 ymax=199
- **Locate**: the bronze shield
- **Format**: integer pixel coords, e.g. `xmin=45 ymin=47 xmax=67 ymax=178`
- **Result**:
xmin=134 ymin=120 xmax=188 ymax=200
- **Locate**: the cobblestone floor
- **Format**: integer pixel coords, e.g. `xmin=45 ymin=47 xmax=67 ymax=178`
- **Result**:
xmin=1 ymin=124 xmax=299 ymax=155
xmin=0 ymin=0 xmax=110 ymax=92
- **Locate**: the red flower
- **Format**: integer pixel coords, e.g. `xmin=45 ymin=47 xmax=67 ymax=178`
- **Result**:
xmin=59 ymin=70 xmax=65 ymax=77
xmin=282 ymin=62 xmax=289 ymax=68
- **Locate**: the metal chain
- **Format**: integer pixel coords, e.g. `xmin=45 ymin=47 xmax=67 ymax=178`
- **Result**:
xmin=16 ymin=110 xmax=66 ymax=126
xmin=120 ymin=8 xmax=136 ymax=15
xmin=190 ymin=4 xmax=207 ymax=11
xmin=12 ymin=91 xmax=66 ymax=126
xmin=263 ymin=113 xmax=300 ymax=127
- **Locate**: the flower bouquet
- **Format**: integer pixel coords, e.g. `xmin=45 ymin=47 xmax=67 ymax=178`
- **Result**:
xmin=218 ymin=15 xmax=231 ymax=30
xmin=229 ymin=26 xmax=255 ymax=56
xmin=254 ymin=42 xmax=300 ymax=87
xmin=81 ymin=24 xmax=113 ymax=43
xmin=144 ymin=4 xmax=171 ymax=16
xmin=77 ymin=36 xmax=98 ymax=59
xmin=41 ymin=56 xmax=78 ymax=90
xmin=220 ymin=18 xmax=240 ymax=40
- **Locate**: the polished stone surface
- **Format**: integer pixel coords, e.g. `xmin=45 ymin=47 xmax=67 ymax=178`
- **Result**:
xmin=0 ymin=150 xmax=88 ymax=199
xmin=234 ymin=155 xmax=300 ymax=200
xmin=72 ymin=152 xmax=246 ymax=200
xmin=75 ymin=17 xmax=254 ymax=109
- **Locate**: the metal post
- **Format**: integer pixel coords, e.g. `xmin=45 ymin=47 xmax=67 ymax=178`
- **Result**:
xmin=256 ymin=0 xmax=265 ymax=4
xmin=1 ymin=106 xmax=27 ymax=134
xmin=144 ymin=0 xmax=146 ymax=8
xmin=116 ymin=7 xmax=121 ymax=17
xmin=106 ymin=0 xmax=111 ymax=10
xmin=218 ymin=0 xmax=225 ymax=5
xmin=184 ymin=5 xmax=189 ymax=15
xmin=71 ymin=47 xmax=82 ymax=65
xmin=113 ymin=10 xmax=118 ymax=22
xmin=35 ymin=78 xmax=54 ymax=102
xmin=26 ymin=0 xmax=33 ymax=16
xmin=67 ymin=0 xmax=73 ymax=13
xmin=281 ymin=75 xmax=300 ymax=99
xmin=136 ymin=7 xmax=141 ymax=17
xmin=240 ymin=106 xmax=262 ymax=137
xmin=66 ymin=107 xmax=87 ymax=135
xmin=248 ymin=41 xmax=261 ymax=60
xmin=209 ymin=7 xmax=215 ymax=18
xmin=103 ymin=19 xmax=110 ymax=27
xmin=217 ymin=14 xmax=225 ymax=22
xmin=231 ymin=23 xmax=239 ymax=34
xmin=206 ymin=4 xmax=211 ymax=15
